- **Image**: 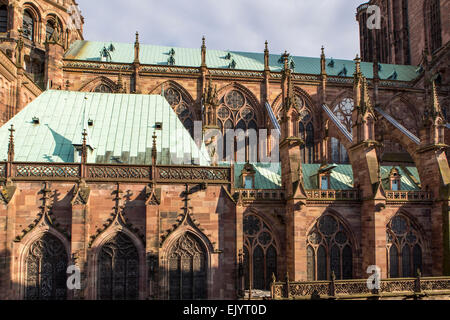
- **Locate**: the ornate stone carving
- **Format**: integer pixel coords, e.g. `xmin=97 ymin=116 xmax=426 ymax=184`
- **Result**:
xmin=0 ymin=179 xmax=16 ymax=205
xmin=14 ymin=182 xmax=69 ymax=242
xmin=88 ymin=184 xmax=144 ymax=248
xmin=71 ymin=180 xmax=90 ymax=206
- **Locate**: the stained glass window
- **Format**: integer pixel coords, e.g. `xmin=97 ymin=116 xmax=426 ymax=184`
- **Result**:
xmin=94 ymin=84 xmax=112 ymax=93
xmin=387 ymin=214 xmax=424 ymax=278
xmin=333 ymin=98 xmax=354 ymax=133
xmin=296 ymin=96 xmax=315 ymax=164
xmin=98 ymin=233 xmax=139 ymax=300
xmin=0 ymin=6 xmax=7 ymax=33
xmin=163 ymin=86 xmax=195 ymax=137
xmin=429 ymin=0 xmax=442 ymax=53
xmin=25 ymin=233 xmax=68 ymax=300
xmin=23 ymin=10 xmax=34 ymax=41
xmin=217 ymin=90 xmax=259 ymax=162
xmin=225 ymin=90 xmax=245 ymax=110
xmin=243 ymin=214 xmax=278 ymax=290
xmin=307 ymin=214 xmax=353 ymax=280
xmin=168 ymin=233 xmax=207 ymax=300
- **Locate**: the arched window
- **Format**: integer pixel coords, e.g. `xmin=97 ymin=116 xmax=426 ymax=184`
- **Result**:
xmin=217 ymin=89 xmax=259 ymax=162
xmin=428 ymin=0 xmax=442 ymax=53
xmin=297 ymin=96 xmax=315 ymax=163
xmin=330 ymin=98 xmax=353 ymax=164
xmin=307 ymin=214 xmax=353 ymax=281
xmin=94 ymin=84 xmax=113 ymax=93
xmin=168 ymin=233 xmax=207 ymax=300
xmin=333 ymin=98 xmax=353 ymax=132
xmin=387 ymin=214 xmax=424 ymax=278
xmin=25 ymin=233 xmax=68 ymax=300
xmin=0 ymin=5 xmax=7 ymax=33
xmin=98 ymin=233 xmax=139 ymax=300
xmin=164 ymin=86 xmax=195 ymax=137
xmin=243 ymin=214 xmax=278 ymax=290
xmin=46 ymin=17 xmax=61 ymax=41
xmin=23 ymin=10 xmax=34 ymax=41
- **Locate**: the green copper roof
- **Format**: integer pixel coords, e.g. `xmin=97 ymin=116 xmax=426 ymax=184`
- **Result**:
xmin=64 ymin=40 xmax=420 ymax=81
xmin=380 ymin=166 xmax=421 ymax=191
xmin=302 ymin=164 xmax=355 ymax=190
xmin=226 ymin=162 xmax=421 ymax=191
xmin=0 ymin=90 xmax=210 ymax=165
xmin=233 ymin=162 xmax=281 ymax=189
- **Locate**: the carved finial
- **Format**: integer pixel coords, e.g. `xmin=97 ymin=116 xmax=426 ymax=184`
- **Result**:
xmin=134 ymin=31 xmax=140 ymax=64
xmin=430 ymin=80 xmax=443 ymax=118
xmin=265 ymin=40 xmax=269 ymax=52
xmin=81 ymin=129 xmax=88 ymax=164
xmin=282 ymin=50 xmax=290 ymax=71
xmin=8 ymin=124 xmax=15 ymax=162
xmin=331 ymin=270 xmax=336 ymax=281
xmin=320 ymin=46 xmax=326 ymax=75
xmin=264 ymin=41 xmax=270 ymax=71
xmin=152 ymin=131 xmax=157 ymax=166
xmin=354 ymin=54 xmax=361 ymax=75
xmin=201 ymin=36 xmax=207 ymax=67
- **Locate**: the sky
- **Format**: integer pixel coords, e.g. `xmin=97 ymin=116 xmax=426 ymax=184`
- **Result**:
xmin=77 ymin=0 xmax=364 ymax=60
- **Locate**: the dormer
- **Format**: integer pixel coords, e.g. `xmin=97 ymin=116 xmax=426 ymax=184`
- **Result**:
xmin=240 ymin=163 xmax=256 ymax=189
xmin=389 ymin=168 xmax=402 ymax=191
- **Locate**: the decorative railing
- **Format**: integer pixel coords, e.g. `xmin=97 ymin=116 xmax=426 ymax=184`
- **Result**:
xmin=271 ymin=276 xmax=450 ymax=300
xmin=0 ymin=162 xmax=231 ymax=184
xmin=155 ymin=165 xmax=231 ymax=184
xmin=12 ymin=163 xmax=80 ymax=179
xmin=306 ymin=189 xmax=360 ymax=201
xmin=385 ymin=190 xmax=433 ymax=202
xmin=87 ymin=164 xmax=151 ymax=180
xmin=236 ymin=189 xmax=285 ymax=202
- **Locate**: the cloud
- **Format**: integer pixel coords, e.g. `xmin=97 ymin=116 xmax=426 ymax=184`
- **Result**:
xmin=77 ymin=0 xmax=363 ymax=60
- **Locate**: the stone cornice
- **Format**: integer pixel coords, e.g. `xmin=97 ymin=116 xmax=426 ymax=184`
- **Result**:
xmin=63 ymin=59 xmax=418 ymax=89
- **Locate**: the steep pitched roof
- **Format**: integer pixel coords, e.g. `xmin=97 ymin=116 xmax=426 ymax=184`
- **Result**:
xmin=0 ymin=90 xmax=210 ymax=165
xmin=64 ymin=40 xmax=420 ymax=81
xmin=233 ymin=162 xmax=281 ymax=189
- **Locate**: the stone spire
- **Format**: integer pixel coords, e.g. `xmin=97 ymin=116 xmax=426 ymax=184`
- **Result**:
xmin=134 ymin=31 xmax=140 ymax=64
xmin=8 ymin=125 xmax=14 ymax=162
xmin=152 ymin=131 xmax=157 ymax=167
xmin=424 ymin=80 xmax=444 ymax=124
xmin=320 ymin=46 xmax=326 ymax=75
xmin=264 ymin=41 xmax=270 ymax=71
xmin=81 ymin=129 xmax=88 ymax=164
xmin=201 ymin=36 xmax=206 ymax=67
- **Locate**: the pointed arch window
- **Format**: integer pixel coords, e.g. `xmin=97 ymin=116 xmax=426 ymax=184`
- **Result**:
xmin=217 ymin=89 xmax=259 ymax=162
xmin=387 ymin=214 xmax=424 ymax=278
xmin=23 ymin=10 xmax=34 ymax=41
xmin=330 ymin=98 xmax=353 ymax=164
xmin=94 ymin=84 xmax=112 ymax=93
xmin=307 ymin=214 xmax=353 ymax=280
xmin=25 ymin=233 xmax=68 ymax=300
xmin=0 ymin=5 xmax=7 ymax=33
xmin=243 ymin=214 xmax=278 ymax=290
xmin=98 ymin=233 xmax=139 ymax=300
xmin=297 ymin=96 xmax=315 ymax=164
xmin=168 ymin=233 xmax=207 ymax=300
xmin=46 ymin=17 xmax=61 ymax=41
xmin=164 ymin=86 xmax=195 ymax=137
xmin=428 ymin=0 xmax=442 ymax=53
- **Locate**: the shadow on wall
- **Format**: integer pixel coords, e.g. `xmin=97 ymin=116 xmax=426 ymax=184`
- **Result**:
xmin=0 ymin=249 xmax=11 ymax=299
